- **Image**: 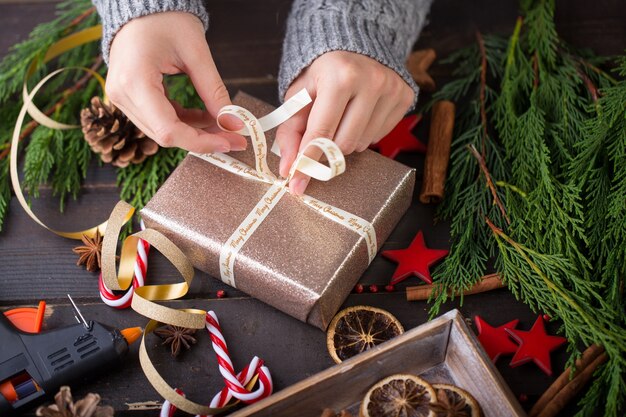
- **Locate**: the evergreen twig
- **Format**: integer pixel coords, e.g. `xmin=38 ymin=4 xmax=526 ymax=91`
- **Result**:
xmin=430 ymin=1 xmax=626 ymax=414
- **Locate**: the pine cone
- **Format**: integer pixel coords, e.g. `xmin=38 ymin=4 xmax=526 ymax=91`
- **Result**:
xmin=80 ymin=96 xmax=159 ymax=168
xmin=36 ymin=386 xmax=114 ymax=417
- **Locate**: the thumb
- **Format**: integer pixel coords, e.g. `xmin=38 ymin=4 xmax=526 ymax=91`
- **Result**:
xmin=182 ymin=45 xmax=243 ymax=132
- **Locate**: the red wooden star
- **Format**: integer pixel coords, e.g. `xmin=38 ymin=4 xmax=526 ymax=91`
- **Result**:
xmin=474 ymin=316 xmax=520 ymax=363
xmin=506 ymin=315 xmax=567 ymax=376
xmin=382 ymin=230 xmax=448 ymax=285
xmin=370 ymin=114 xmax=426 ymax=159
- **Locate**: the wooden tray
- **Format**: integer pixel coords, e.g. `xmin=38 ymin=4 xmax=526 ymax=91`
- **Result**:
xmin=233 ymin=309 xmax=525 ymax=417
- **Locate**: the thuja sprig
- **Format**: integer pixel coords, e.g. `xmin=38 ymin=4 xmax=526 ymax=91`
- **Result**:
xmin=487 ymin=217 xmax=626 ymax=416
xmin=0 ymin=0 xmax=97 ymax=229
xmin=427 ymin=32 xmax=509 ymax=313
xmin=431 ymin=0 xmax=625 ymax=414
xmin=572 ymin=55 xmax=626 ymax=316
xmin=0 ymin=0 xmax=97 ymax=103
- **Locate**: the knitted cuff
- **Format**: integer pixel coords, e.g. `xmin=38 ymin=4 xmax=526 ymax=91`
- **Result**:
xmin=279 ymin=3 xmax=431 ymax=109
xmin=93 ymin=0 xmax=209 ymax=64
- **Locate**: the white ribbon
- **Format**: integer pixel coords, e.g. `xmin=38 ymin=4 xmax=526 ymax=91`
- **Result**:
xmin=190 ymin=89 xmax=377 ymax=288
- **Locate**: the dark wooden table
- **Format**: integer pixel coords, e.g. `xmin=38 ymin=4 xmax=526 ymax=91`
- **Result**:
xmin=1 ymin=1 xmax=623 ymax=416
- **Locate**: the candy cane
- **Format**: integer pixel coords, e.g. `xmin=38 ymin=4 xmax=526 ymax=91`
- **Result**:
xmin=98 ymin=220 xmax=149 ymax=309
xmin=160 ymin=312 xmax=273 ymax=417
xmin=205 ymin=311 xmax=273 ymax=404
xmin=201 ymin=357 xmax=269 ymax=415
xmin=160 ymin=388 xmax=185 ymax=417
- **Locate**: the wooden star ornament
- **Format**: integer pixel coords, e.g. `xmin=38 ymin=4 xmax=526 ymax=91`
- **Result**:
xmin=474 ymin=316 xmax=520 ymax=363
xmin=382 ymin=230 xmax=448 ymax=285
xmin=506 ymin=315 xmax=567 ymax=376
xmin=370 ymin=114 xmax=426 ymax=159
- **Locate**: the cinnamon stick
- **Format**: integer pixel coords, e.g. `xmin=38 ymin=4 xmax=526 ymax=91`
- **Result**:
xmin=530 ymin=344 xmax=606 ymax=417
xmin=536 ymin=351 xmax=608 ymax=417
xmin=420 ymin=100 xmax=455 ymax=204
xmin=406 ymin=49 xmax=437 ymax=92
xmin=406 ymin=273 xmax=503 ymax=301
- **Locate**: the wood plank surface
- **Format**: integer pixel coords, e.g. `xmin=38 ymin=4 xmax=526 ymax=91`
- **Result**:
xmin=1 ymin=1 xmax=623 ymax=416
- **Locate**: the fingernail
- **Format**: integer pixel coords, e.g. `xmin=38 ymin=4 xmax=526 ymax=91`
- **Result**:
xmin=219 ymin=114 xmax=244 ymax=131
xmin=218 ymin=144 xmax=231 ymax=153
xmin=232 ymin=143 xmax=247 ymax=151
xmin=279 ymin=159 xmax=287 ymax=177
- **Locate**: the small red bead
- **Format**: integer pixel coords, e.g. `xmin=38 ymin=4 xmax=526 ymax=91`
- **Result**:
xmin=518 ymin=393 xmax=528 ymax=402
xmin=369 ymin=284 xmax=379 ymax=293
xmin=216 ymin=290 xmax=226 ymax=298
xmin=354 ymin=284 xmax=364 ymax=294
xmin=384 ymin=284 xmax=395 ymax=292
xmin=543 ymin=314 xmax=551 ymax=322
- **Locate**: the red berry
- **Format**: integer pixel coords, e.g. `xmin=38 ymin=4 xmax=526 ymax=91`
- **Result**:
xmin=216 ymin=290 xmax=226 ymax=298
xmin=543 ymin=314 xmax=551 ymax=322
xmin=518 ymin=393 xmax=528 ymax=402
xmin=385 ymin=284 xmax=395 ymax=292
xmin=354 ymin=284 xmax=364 ymax=294
xmin=369 ymin=284 xmax=379 ymax=293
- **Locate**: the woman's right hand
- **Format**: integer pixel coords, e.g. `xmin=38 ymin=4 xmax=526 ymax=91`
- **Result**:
xmin=106 ymin=11 xmax=247 ymax=154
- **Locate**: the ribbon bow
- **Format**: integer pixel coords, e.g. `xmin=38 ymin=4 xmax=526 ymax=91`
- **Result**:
xmin=190 ymin=89 xmax=377 ymax=288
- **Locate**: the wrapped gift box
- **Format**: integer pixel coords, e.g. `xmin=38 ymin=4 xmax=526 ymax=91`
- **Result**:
xmin=141 ymin=92 xmax=415 ymax=329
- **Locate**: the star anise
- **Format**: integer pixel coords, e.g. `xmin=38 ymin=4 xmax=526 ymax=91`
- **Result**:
xmin=429 ymin=388 xmax=471 ymax=417
xmin=36 ymin=386 xmax=114 ymax=417
xmin=72 ymin=230 xmax=103 ymax=272
xmin=153 ymin=325 xmax=197 ymax=357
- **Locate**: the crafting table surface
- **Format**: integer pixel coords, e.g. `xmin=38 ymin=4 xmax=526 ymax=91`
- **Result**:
xmin=1 ymin=1 xmax=624 ymax=416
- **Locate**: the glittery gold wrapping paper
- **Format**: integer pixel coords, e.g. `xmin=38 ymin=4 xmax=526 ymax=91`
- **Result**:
xmin=141 ymin=93 xmax=415 ymax=330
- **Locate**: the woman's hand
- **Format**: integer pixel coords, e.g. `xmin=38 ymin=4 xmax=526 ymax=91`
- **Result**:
xmin=106 ymin=12 xmax=246 ymax=154
xmin=275 ymin=51 xmax=415 ymax=195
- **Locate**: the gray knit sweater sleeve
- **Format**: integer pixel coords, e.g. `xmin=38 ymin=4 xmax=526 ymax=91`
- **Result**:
xmin=92 ymin=0 xmax=431 ymax=105
xmin=91 ymin=0 xmax=209 ymax=63
xmin=279 ymin=0 xmax=433 ymax=104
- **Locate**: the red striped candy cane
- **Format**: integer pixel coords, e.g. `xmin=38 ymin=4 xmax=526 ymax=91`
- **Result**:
xmin=202 ymin=356 xmax=266 ymax=416
xmin=165 ymin=357 xmax=267 ymax=417
xmin=98 ymin=220 xmax=150 ymax=309
xmin=160 ymin=312 xmax=273 ymax=417
xmin=205 ymin=311 xmax=273 ymax=404
xmin=160 ymin=388 xmax=185 ymax=417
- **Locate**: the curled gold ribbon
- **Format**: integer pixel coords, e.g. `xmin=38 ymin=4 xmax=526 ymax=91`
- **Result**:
xmin=102 ymin=202 xmax=233 ymax=415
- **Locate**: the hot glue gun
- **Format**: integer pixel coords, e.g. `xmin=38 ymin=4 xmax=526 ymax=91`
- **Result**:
xmin=0 ymin=295 xmax=142 ymax=415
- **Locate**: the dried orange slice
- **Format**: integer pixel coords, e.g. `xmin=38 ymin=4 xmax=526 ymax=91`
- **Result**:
xmin=326 ymin=306 xmax=404 ymax=364
xmin=360 ymin=374 xmax=436 ymax=417
xmin=429 ymin=384 xmax=482 ymax=417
